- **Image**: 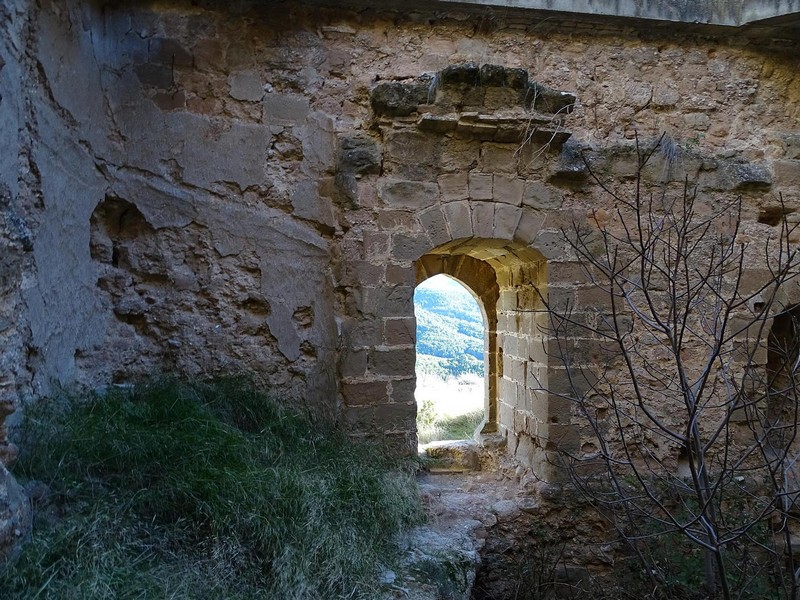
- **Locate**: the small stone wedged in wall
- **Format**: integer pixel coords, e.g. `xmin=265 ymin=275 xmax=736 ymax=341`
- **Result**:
xmin=709 ymin=159 xmax=773 ymax=191
xmin=370 ymin=77 xmax=434 ymax=117
xmin=338 ymin=133 xmax=382 ymax=175
xmin=335 ymin=133 xmax=382 ymax=207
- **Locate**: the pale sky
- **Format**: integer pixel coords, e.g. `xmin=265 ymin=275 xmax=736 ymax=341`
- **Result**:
xmin=416 ymin=274 xmax=468 ymax=294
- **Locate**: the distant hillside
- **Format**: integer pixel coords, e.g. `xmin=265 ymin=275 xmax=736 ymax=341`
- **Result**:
xmin=414 ymin=277 xmax=484 ymax=378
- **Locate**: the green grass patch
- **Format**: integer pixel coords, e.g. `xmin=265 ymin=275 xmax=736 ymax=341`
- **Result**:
xmin=1 ymin=379 xmax=423 ymax=599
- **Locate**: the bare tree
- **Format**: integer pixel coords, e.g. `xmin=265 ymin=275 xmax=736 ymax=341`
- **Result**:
xmin=544 ymin=135 xmax=800 ymax=599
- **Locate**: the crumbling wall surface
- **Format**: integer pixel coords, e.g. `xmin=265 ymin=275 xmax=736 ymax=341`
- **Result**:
xmin=0 ymin=0 xmax=35 ymax=565
xmin=5 ymin=0 xmax=800 ymax=564
xmin=0 ymin=0 xmax=33 ymax=470
xmin=0 ymin=0 xmax=67 ymax=560
xmin=78 ymin=3 xmax=342 ymax=410
xmin=0 ymin=0 xmax=342 ymax=419
xmin=0 ymin=0 xmax=135 ymax=429
xmin=14 ymin=0 xmax=800 ymax=457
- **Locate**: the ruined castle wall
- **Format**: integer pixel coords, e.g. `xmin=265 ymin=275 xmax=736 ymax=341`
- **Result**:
xmin=4 ymin=0 xmax=800 ymax=560
xmin=0 ymin=0 xmax=116 ymax=562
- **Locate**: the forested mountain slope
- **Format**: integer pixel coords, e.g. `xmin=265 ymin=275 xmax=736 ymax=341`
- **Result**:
xmin=414 ymin=277 xmax=484 ymax=378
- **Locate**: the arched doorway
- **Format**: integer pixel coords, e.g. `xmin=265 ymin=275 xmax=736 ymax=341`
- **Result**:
xmin=414 ymin=274 xmax=487 ymax=445
xmin=416 ymin=238 xmax=552 ymax=472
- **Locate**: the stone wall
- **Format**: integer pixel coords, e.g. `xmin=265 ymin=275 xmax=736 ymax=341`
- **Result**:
xmin=3 ymin=0 xmax=800 ymax=562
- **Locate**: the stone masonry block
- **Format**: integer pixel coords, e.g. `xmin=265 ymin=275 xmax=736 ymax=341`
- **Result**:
xmin=363 ymin=231 xmax=391 ymax=260
xmin=516 ymin=286 xmax=540 ymax=309
xmin=480 ymin=144 xmax=518 ymax=173
xmin=550 ymin=261 xmax=591 ymax=287
xmin=499 ymin=333 xmax=516 ymax=356
xmin=493 ymin=175 xmax=524 ymax=206
xmin=344 ymin=405 xmax=378 ymax=430
xmin=386 ymin=130 xmax=438 ymax=166
xmin=526 ymin=362 xmax=545 ymax=390
xmin=570 ymin=340 xmax=611 ymax=366
xmin=530 ymin=389 xmax=549 ymax=416
xmin=378 ymin=179 xmax=439 ymax=209
xmin=498 ymin=289 xmax=518 ymax=312
xmin=546 ymin=424 xmax=580 ymax=454
xmin=362 ymin=286 xmax=414 ymax=317
xmin=438 ymin=172 xmax=469 ymax=201
xmin=370 ymin=80 xmax=430 ymax=117
xmin=384 ymin=317 xmax=415 ymax=345
xmin=469 ymin=172 xmax=493 ymax=200
xmin=523 ymin=181 xmax=563 ymax=210
xmin=386 ymin=263 xmax=415 ymax=286
xmin=499 ymin=400 xmax=515 ymax=430
xmin=773 ymin=160 xmax=800 ymax=187
xmin=339 ymin=134 xmax=382 ymax=176
xmin=392 ymin=233 xmax=432 ymax=261
xmin=291 ymin=179 xmax=336 ymax=229
xmin=494 ymin=204 xmax=522 ymax=240
xmin=342 ymin=381 xmax=389 ymax=407
xmin=531 ymin=229 xmax=570 ymax=260
xmin=514 ymin=210 xmax=546 ymax=245
xmin=548 ymin=367 xmax=598 ymax=398
xmin=472 ymin=201 xmax=495 ymax=238
xmin=339 ymin=347 xmax=367 ymax=378
xmin=390 ymin=378 xmax=416 ymax=404
xmin=263 ymin=93 xmax=311 ymax=125
xmin=341 ymin=261 xmax=385 ymax=287
xmin=377 ymin=402 xmax=416 ymax=432
xmin=370 ymin=347 xmax=416 ymax=377
xmin=340 ymin=317 xmax=382 ymax=347
xmin=443 ymin=201 xmax=473 ymax=240
xmin=229 ymin=71 xmax=264 ymax=101
xmin=500 ymin=375 xmax=516 ymax=396
xmin=547 ymin=286 xmax=575 ymax=314
xmin=514 ymin=409 xmax=528 ymax=434
xmin=506 ymin=357 xmax=526 ymax=384
xmin=377 ymin=210 xmax=418 ymax=231
xmin=418 ymin=205 xmax=450 ymax=247
xmin=576 ymin=286 xmax=613 ymax=312
xmin=548 ymin=394 xmax=573 ymax=421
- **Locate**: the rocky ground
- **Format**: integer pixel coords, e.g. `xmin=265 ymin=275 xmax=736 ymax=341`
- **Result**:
xmin=382 ymin=441 xmax=536 ymax=600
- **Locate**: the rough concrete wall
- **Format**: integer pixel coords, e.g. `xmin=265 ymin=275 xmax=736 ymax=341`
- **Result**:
xmin=0 ymin=0 xmax=129 ymax=562
xmin=0 ymin=0 xmax=341 ymax=562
